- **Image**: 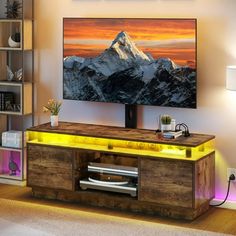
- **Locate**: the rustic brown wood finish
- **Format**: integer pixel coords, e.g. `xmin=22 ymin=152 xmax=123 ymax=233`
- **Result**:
xmin=139 ymin=158 xmax=193 ymax=208
xmin=31 ymin=186 xmax=211 ymax=220
xmin=27 ymin=145 xmax=74 ymax=191
xmin=28 ymin=122 xmax=215 ymax=147
xmin=194 ymin=153 xmax=215 ymax=208
xmin=27 ymin=122 xmax=215 ymax=220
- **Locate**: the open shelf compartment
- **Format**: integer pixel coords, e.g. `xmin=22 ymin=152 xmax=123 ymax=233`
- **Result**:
xmin=0 ymin=148 xmax=23 ymax=180
xmin=0 ymin=19 xmax=32 ymax=50
xmin=0 ymin=82 xmax=32 ymax=115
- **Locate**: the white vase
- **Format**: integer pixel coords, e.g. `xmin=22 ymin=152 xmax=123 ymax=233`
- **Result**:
xmin=8 ymin=35 xmax=20 ymax=48
xmin=161 ymin=124 xmax=171 ymax=132
xmin=50 ymin=115 xmax=59 ymax=127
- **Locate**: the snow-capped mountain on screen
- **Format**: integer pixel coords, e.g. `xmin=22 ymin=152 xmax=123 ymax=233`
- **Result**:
xmin=63 ymin=31 xmax=196 ymax=108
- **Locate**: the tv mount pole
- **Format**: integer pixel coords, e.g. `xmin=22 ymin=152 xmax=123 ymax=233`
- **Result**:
xmin=125 ymin=104 xmax=137 ymax=129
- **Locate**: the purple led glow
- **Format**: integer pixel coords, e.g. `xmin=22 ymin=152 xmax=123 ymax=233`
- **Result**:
xmin=214 ymin=184 xmax=236 ymax=201
xmin=1 ymin=150 xmax=21 ymax=177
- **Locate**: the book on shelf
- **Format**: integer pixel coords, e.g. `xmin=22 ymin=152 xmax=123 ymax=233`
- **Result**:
xmin=162 ymin=131 xmax=183 ymax=139
xmin=0 ymin=91 xmax=15 ymax=111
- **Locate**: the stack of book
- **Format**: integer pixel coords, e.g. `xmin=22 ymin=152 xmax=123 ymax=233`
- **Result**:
xmin=162 ymin=131 xmax=183 ymax=139
xmin=0 ymin=92 xmax=15 ymax=111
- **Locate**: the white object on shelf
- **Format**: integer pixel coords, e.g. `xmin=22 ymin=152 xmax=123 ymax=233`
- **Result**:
xmin=7 ymin=66 xmax=14 ymax=81
xmin=162 ymin=131 xmax=183 ymax=139
xmin=8 ymin=36 xmax=20 ymax=48
xmin=80 ymin=179 xmax=137 ymax=197
xmin=88 ymin=162 xmax=138 ymax=177
xmin=88 ymin=177 xmax=129 ymax=186
xmin=171 ymin=119 xmax=176 ymax=131
xmin=50 ymin=115 xmax=59 ymax=127
xmin=161 ymin=124 xmax=171 ymax=132
xmin=14 ymin=68 xmax=23 ymax=81
xmin=2 ymin=131 xmax=27 ymax=148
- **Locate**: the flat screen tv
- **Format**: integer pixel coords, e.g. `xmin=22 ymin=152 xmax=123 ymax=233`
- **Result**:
xmin=63 ymin=18 xmax=197 ymax=108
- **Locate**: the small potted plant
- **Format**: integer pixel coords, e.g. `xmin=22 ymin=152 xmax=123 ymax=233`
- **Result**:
xmin=160 ymin=114 xmax=172 ymax=132
xmin=43 ymin=99 xmax=62 ymax=127
xmin=5 ymin=0 xmax=22 ymax=18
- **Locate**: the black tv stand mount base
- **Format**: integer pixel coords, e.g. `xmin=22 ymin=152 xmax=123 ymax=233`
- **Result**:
xmin=125 ymin=104 xmax=137 ymax=129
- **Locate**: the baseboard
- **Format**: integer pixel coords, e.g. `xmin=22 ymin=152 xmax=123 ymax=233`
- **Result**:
xmin=0 ymin=178 xmax=26 ymax=187
xmin=210 ymin=199 xmax=236 ymax=210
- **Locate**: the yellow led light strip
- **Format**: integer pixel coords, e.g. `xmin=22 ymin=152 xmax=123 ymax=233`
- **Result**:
xmin=27 ymin=131 xmax=214 ymax=161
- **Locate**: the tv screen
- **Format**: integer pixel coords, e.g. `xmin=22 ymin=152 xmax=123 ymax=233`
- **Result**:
xmin=63 ymin=18 xmax=197 ymax=108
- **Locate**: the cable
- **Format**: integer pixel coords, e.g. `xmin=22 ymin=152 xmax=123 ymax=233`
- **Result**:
xmin=175 ymin=123 xmax=181 ymax=131
xmin=210 ymin=174 xmax=235 ymax=207
xmin=175 ymin=123 xmax=190 ymax=137
xmin=180 ymin=123 xmax=190 ymax=137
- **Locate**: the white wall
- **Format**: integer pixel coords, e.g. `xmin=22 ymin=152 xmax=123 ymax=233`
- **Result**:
xmin=34 ymin=0 xmax=236 ymax=203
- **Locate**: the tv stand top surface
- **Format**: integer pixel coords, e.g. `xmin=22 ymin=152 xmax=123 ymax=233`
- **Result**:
xmin=28 ymin=122 xmax=215 ymax=147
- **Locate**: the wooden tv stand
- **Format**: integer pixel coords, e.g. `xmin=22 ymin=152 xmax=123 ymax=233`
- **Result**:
xmin=27 ymin=122 xmax=215 ymax=220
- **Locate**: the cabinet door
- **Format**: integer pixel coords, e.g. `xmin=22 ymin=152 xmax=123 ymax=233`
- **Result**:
xmin=27 ymin=144 xmax=74 ymax=190
xmin=139 ymin=158 xmax=193 ymax=208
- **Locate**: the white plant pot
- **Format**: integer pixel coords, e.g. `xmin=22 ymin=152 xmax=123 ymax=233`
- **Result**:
xmin=8 ymin=36 xmax=20 ymax=48
xmin=50 ymin=115 xmax=59 ymax=127
xmin=161 ymin=124 xmax=171 ymax=132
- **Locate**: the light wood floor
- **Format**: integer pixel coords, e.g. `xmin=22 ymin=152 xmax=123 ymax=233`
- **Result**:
xmin=0 ymin=184 xmax=236 ymax=235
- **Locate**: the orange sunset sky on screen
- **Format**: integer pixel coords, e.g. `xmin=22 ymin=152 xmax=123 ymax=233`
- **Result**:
xmin=63 ymin=18 xmax=196 ymax=68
